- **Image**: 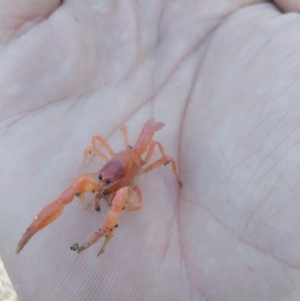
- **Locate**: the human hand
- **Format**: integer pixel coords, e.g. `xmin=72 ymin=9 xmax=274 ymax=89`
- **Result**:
xmin=1 ymin=1 xmax=300 ymax=300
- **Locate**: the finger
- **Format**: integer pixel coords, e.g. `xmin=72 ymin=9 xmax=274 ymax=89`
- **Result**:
xmin=274 ymin=0 xmax=300 ymax=12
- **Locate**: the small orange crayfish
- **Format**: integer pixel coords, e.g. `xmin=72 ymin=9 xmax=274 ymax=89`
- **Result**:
xmin=16 ymin=119 xmax=182 ymax=256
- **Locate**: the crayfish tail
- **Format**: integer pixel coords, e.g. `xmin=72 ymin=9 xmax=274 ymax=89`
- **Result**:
xmin=135 ymin=119 xmax=164 ymax=154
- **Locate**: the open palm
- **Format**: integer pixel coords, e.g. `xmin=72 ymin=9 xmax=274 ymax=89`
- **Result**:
xmin=1 ymin=1 xmax=300 ymax=300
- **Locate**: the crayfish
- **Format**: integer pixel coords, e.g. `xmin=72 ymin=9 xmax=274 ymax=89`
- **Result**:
xmin=16 ymin=119 xmax=182 ymax=256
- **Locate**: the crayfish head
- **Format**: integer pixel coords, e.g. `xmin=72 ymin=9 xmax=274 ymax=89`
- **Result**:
xmin=97 ymin=158 xmax=126 ymax=194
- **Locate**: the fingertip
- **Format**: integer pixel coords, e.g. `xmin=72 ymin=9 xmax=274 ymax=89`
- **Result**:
xmin=274 ymin=0 xmax=300 ymax=13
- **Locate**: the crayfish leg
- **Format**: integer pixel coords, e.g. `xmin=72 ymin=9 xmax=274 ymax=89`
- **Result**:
xmin=83 ymin=147 xmax=109 ymax=164
xmin=83 ymin=134 xmax=116 ymax=164
xmin=92 ymin=135 xmax=115 ymax=156
xmin=97 ymin=235 xmax=112 ymax=256
xmin=119 ymin=123 xmax=129 ymax=149
xmin=94 ymin=193 xmax=101 ymax=211
xmin=143 ymin=140 xmax=182 ymax=188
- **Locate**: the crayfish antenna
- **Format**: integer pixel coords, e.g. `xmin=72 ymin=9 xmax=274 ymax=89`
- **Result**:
xmin=16 ymin=176 xmax=99 ymax=254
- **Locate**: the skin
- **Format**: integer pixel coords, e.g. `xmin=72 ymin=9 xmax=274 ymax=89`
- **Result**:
xmin=0 ymin=0 xmax=300 ymax=300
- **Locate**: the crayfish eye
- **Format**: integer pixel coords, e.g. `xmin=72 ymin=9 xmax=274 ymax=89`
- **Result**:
xmin=98 ymin=174 xmax=103 ymax=180
xmin=105 ymin=178 xmax=111 ymax=184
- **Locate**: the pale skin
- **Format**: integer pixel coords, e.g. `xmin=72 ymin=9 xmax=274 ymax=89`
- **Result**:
xmin=1 ymin=1 xmax=300 ymax=301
